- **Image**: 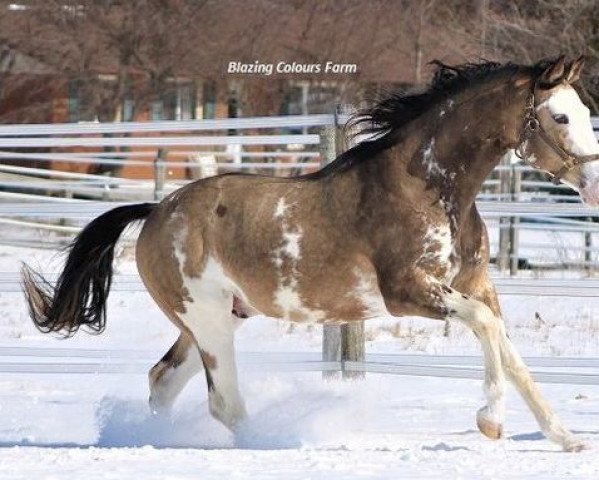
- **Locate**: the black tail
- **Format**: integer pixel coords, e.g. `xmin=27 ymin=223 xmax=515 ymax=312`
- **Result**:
xmin=22 ymin=203 xmax=155 ymax=336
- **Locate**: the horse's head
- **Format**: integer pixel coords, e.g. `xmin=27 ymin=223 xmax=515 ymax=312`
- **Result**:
xmin=519 ymin=55 xmax=599 ymax=205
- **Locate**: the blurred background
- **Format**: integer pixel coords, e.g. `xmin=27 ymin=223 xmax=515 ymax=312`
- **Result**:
xmin=0 ymin=0 xmax=597 ymax=124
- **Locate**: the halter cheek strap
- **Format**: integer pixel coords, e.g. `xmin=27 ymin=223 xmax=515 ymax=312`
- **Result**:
xmin=515 ymin=91 xmax=599 ymax=185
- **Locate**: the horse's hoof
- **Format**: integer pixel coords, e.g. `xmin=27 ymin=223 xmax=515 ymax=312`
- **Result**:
xmin=476 ymin=407 xmax=503 ymax=440
xmin=563 ymin=438 xmax=587 ymax=452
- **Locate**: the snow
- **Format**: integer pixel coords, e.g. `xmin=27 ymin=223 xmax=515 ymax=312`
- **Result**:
xmin=1 ymin=372 xmax=598 ymax=479
xmin=1 ymin=244 xmax=599 ymax=478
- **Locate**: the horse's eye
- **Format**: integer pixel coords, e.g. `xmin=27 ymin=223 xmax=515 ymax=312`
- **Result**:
xmin=552 ymin=113 xmax=569 ymax=125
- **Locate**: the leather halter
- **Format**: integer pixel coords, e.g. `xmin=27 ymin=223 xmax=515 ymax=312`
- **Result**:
xmin=515 ymin=90 xmax=599 ymax=185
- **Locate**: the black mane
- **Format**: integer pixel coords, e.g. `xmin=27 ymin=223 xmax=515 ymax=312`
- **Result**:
xmin=306 ymin=58 xmax=555 ymax=179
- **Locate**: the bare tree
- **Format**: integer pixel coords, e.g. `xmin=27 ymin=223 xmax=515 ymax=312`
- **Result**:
xmin=440 ymin=0 xmax=599 ymax=111
xmin=2 ymin=0 xmax=597 ymax=122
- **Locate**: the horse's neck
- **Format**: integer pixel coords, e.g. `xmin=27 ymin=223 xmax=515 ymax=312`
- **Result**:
xmin=382 ymin=86 xmax=525 ymax=227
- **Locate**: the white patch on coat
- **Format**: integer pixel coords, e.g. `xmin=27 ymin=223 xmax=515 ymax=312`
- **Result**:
xmin=422 ymin=138 xmax=446 ymax=178
xmin=446 ymin=248 xmax=461 ymax=283
xmin=272 ymin=198 xmax=302 ymax=263
xmin=272 ymin=200 xmax=303 ymax=264
xmin=273 ymin=278 xmax=325 ymax=322
xmin=350 ymin=268 xmax=389 ymax=317
xmin=439 ymin=197 xmax=458 ymax=233
xmin=274 ymin=282 xmax=302 ymax=311
xmin=271 ymin=198 xmax=324 ymax=322
xmin=439 ymin=99 xmax=454 ymax=118
xmin=419 ymin=224 xmax=458 ymax=281
xmin=172 ymin=227 xmax=233 ymax=312
xmin=171 ymin=226 xmax=188 ymax=273
xmin=422 ymin=224 xmax=453 ymax=262
xmin=273 ymin=279 xmax=326 ymax=322
xmin=282 ymin=231 xmax=302 ymax=259
xmin=274 ymin=197 xmax=289 ymax=218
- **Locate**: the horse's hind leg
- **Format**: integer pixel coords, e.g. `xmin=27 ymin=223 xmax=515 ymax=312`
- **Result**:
xmin=149 ymin=332 xmax=202 ymax=414
xmin=149 ymin=303 xmax=250 ymax=416
xmin=180 ymin=287 xmax=248 ymax=431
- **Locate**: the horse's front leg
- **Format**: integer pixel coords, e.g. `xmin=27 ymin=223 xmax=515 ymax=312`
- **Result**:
xmin=473 ymin=278 xmax=586 ymax=452
xmin=404 ymin=273 xmax=506 ymax=440
xmin=441 ymin=286 xmax=506 ymax=439
xmin=454 ymin=269 xmax=585 ymax=451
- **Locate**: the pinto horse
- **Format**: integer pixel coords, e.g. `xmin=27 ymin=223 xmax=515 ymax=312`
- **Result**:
xmin=23 ymin=56 xmax=599 ymax=451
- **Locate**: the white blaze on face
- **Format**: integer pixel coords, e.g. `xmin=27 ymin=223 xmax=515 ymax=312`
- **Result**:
xmin=538 ymin=87 xmax=599 ymax=204
xmin=538 ymin=87 xmax=597 ymax=156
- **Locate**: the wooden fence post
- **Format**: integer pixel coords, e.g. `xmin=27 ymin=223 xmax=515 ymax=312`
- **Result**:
xmin=153 ymin=148 xmax=166 ymax=201
xmin=585 ymin=218 xmax=593 ymax=276
xmin=509 ymin=165 xmax=521 ymax=276
xmin=320 ymin=107 xmax=365 ymax=380
xmin=497 ymin=155 xmax=511 ymax=272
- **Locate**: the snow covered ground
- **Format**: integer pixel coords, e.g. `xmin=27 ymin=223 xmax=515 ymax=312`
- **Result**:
xmin=1 ymin=244 xmax=599 ymax=478
xmin=1 ymin=371 xmax=598 ymax=479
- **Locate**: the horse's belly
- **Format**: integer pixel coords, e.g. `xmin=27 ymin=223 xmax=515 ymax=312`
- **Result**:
xmin=235 ymin=266 xmax=390 ymax=324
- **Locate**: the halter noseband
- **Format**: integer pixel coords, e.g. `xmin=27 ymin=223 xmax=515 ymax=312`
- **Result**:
xmin=515 ymin=89 xmax=599 ymax=185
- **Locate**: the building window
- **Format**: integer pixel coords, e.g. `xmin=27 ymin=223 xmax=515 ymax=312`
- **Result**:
xmin=281 ymin=85 xmax=305 ymax=115
xmin=122 ymin=98 xmax=135 ymax=122
xmin=68 ymin=79 xmax=95 ymax=122
xmin=179 ymin=84 xmax=195 ymax=120
xmin=151 ymin=101 xmax=163 ymax=121
xmin=151 ymin=82 xmax=196 ymax=121
xmin=202 ymin=81 xmax=216 ymax=119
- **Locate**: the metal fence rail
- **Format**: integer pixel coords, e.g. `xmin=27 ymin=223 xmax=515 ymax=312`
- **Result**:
xmin=342 ymin=361 xmax=599 ymax=385
xmin=0 ymin=150 xmax=320 ymax=167
xmin=0 ymin=347 xmax=597 ymax=385
xmin=0 ymin=114 xmax=337 ymax=136
xmin=0 ymin=134 xmax=320 ymax=148
xmin=3 ymin=346 xmax=599 ymax=368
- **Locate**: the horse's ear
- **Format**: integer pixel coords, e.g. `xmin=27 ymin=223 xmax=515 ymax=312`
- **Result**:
xmin=539 ymin=55 xmax=567 ymax=87
xmin=566 ymin=55 xmax=585 ymax=83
